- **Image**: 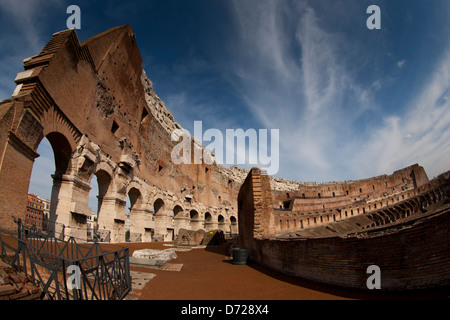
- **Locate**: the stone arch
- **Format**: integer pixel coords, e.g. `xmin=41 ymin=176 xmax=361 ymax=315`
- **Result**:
xmin=189 ymin=209 xmax=202 ymax=230
xmin=44 ymin=131 xmax=74 ymax=176
xmin=204 ymin=212 xmax=213 ymax=231
xmin=41 ymin=105 xmax=81 ymax=151
xmin=173 ymin=204 xmax=184 ymax=218
xmin=190 ymin=209 xmax=199 ymax=220
xmin=92 ymin=161 xmax=115 ymax=184
xmin=172 ymin=204 xmax=186 ymax=238
xmin=204 ymin=211 xmax=217 ymax=231
xmin=230 ymin=215 xmax=238 ymax=235
xmin=126 ymin=180 xmax=146 ymax=203
xmin=128 ymin=187 xmax=143 ymax=210
xmin=93 ymin=165 xmax=131 ymax=243
xmin=153 ymin=198 xmax=166 ymax=216
xmin=88 ymin=168 xmax=112 ymax=238
xmin=218 ymin=214 xmax=226 ymax=232
xmin=34 ymin=130 xmax=80 ymax=240
xmin=126 ymin=185 xmax=146 ymax=242
xmin=93 ymin=169 xmax=113 ymax=199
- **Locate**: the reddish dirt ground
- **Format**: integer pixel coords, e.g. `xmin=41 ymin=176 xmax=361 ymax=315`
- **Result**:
xmin=120 ymin=241 xmax=450 ymax=300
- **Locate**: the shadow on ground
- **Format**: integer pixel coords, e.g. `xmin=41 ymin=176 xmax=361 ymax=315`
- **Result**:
xmin=205 ymin=241 xmax=450 ymax=300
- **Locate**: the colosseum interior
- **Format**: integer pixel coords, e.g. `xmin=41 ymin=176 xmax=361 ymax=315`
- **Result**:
xmin=0 ymin=25 xmax=449 ymax=292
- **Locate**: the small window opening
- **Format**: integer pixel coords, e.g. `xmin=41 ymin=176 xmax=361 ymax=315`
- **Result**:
xmin=111 ymin=121 xmax=119 ymax=134
xmin=141 ymin=107 xmax=149 ymax=124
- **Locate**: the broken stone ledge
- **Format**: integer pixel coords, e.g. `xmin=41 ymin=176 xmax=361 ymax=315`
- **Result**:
xmin=130 ymin=249 xmax=177 ymax=268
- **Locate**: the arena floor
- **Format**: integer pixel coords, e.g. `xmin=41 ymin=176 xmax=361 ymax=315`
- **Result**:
xmin=119 ymin=241 xmax=449 ymax=300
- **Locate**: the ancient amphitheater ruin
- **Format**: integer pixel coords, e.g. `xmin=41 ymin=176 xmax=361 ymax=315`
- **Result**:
xmin=0 ymin=25 xmax=245 ymax=243
xmin=0 ymin=25 xmax=449 ymax=292
xmin=238 ymin=167 xmax=450 ymax=290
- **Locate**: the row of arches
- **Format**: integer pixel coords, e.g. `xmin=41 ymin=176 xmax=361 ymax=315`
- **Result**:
xmin=29 ymin=133 xmax=238 ymax=243
xmin=274 ymin=179 xmax=449 ymax=234
xmin=366 ymin=184 xmax=448 ymax=228
xmin=89 ymin=161 xmax=239 ymax=243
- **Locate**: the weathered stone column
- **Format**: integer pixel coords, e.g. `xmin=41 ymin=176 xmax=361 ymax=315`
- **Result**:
xmin=174 ymin=212 xmax=190 ymax=239
xmin=96 ymin=196 xmax=127 ymax=243
xmin=130 ymin=208 xmax=154 ymax=242
xmin=49 ymin=173 xmax=91 ymax=242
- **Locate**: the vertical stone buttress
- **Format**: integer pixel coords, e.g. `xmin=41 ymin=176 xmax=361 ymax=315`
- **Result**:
xmin=238 ymin=168 xmax=274 ymax=249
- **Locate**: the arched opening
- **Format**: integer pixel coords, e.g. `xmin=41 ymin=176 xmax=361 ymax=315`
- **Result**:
xmin=46 ymin=132 xmax=72 ymax=176
xmin=28 ymin=137 xmax=54 ymax=232
xmin=173 ymin=205 xmax=184 ymax=239
xmin=190 ymin=209 xmax=201 ymax=230
xmin=152 ymin=198 xmax=168 ymax=241
xmin=128 ymin=188 xmax=142 ymax=210
xmin=230 ymin=216 xmax=237 ymax=235
xmin=88 ymin=170 xmax=112 ymax=241
xmin=190 ymin=210 xmax=199 ymax=220
xmin=153 ymin=198 xmax=165 ymax=216
xmin=127 ymin=187 xmax=144 ymax=242
xmin=28 ymin=133 xmax=74 ymax=239
xmin=218 ymin=214 xmax=225 ymax=232
xmin=204 ymin=212 xmax=212 ymax=231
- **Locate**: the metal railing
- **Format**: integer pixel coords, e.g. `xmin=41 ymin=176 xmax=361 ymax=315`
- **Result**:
xmin=0 ymin=218 xmax=131 ymax=300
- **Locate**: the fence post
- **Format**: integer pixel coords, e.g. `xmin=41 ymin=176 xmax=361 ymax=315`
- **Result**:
xmin=17 ymin=218 xmax=22 ymax=240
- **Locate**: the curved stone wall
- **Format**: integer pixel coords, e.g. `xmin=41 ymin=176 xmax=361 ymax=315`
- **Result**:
xmin=0 ymin=26 xmax=239 ymax=241
xmin=238 ymin=168 xmax=450 ymax=290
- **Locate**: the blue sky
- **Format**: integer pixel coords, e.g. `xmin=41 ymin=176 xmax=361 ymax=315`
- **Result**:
xmin=1 ymin=0 xmax=449 ymax=208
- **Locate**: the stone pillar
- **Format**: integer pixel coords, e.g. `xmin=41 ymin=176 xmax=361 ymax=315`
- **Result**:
xmin=49 ymin=174 xmax=91 ymax=242
xmin=96 ymin=196 xmax=127 ymax=243
xmin=130 ymin=208 xmax=154 ymax=242
xmin=174 ymin=213 xmax=190 ymax=238
xmin=154 ymin=210 xmax=170 ymax=239
xmin=0 ymin=103 xmax=41 ymax=234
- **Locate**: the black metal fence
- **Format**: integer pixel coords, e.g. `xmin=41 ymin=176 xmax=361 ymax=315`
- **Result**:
xmin=0 ymin=218 xmax=131 ymax=300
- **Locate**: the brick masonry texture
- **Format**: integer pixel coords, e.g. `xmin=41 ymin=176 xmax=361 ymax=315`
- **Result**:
xmin=238 ymin=167 xmax=450 ymax=290
xmin=1 ymin=25 xmax=450 ymax=292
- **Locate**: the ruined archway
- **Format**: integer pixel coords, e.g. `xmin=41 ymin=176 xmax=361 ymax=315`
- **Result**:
xmin=32 ymin=131 xmax=77 ymax=240
xmin=173 ymin=204 xmax=185 ymax=238
xmin=89 ymin=169 xmax=112 ymax=241
xmin=230 ymin=216 xmax=237 ymax=235
xmin=153 ymin=198 xmax=165 ymax=216
xmin=190 ymin=209 xmax=202 ymax=230
xmin=218 ymin=214 xmax=225 ymax=232
xmin=127 ymin=186 xmax=148 ymax=242
xmin=153 ymin=198 xmax=169 ymax=241
xmin=204 ymin=212 xmax=213 ymax=231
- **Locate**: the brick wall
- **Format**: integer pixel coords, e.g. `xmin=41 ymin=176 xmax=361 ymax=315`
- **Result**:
xmin=238 ymin=168 xmax=450 ymax=290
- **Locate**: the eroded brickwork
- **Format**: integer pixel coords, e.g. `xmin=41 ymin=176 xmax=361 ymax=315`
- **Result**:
xmin=0 ymin=26 xmax=240 ymax=241
xmin=238 ymin=167 xmax=450 ymax=290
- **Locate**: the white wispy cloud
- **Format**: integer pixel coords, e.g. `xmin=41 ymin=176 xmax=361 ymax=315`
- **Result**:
xmin=356 ymin=50 xmax=450 ymax=178
xmin=225 ymin=0 xmax=450 ymax=182
xmin=397 ymin=59 xmax=406 ymax=68
xmin=226 ymin=0 xmax=380 ymax=181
